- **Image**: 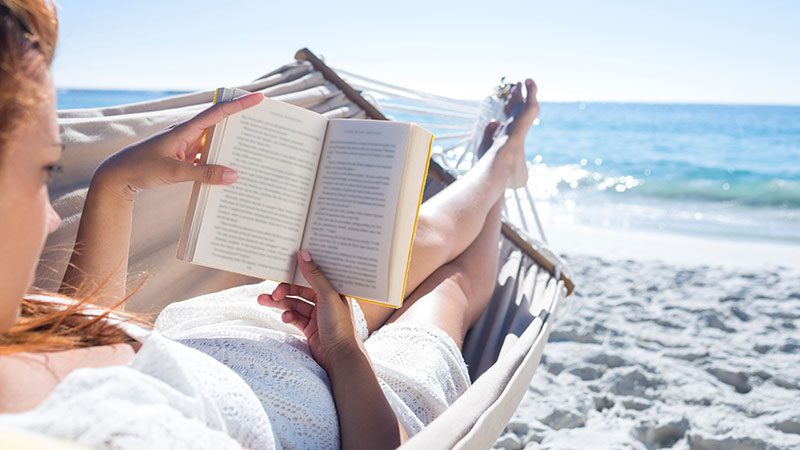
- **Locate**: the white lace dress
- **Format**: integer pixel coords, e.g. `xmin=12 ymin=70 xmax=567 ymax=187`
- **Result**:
xmin=0 ymin=282 xmax=470 ymax=449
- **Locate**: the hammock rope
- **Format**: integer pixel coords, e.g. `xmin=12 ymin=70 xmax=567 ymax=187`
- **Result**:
xmin=333 ymin=67 xmax=480 ymax=112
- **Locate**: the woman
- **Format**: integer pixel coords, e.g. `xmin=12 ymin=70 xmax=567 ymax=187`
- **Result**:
xmin=0 ymin=1 xmax=539 ymax=448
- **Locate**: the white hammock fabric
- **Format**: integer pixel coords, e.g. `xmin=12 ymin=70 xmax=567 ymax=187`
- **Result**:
xmin=37 ymin=53 xmax=573 ymax=449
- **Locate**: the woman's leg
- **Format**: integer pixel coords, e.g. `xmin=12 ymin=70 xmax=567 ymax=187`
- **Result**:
xmin=385 ymin=198 xmax=504 ymax=348
xmin=357 ymin=79 xmax=539 ymax=332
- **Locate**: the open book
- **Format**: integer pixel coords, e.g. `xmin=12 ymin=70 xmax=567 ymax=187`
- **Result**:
xmin=177 ymin=88 xmax=433 ymax=308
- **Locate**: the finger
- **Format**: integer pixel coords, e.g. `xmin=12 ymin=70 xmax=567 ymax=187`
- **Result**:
xmin=258 ymin=292 xmax=315 ymax=317
xmin=257 ymin=293 xmax=315 ymax=317
xmin=305 ymin=314 xmax=319 ymax=340
xmin=176 ymin=162 xmax=238 ymax=185
xmin=272 ymin=282 xmax=317 ymax=303
xmin=179 ymin=92 xmax=264 ymax=139
xmin=270 ymin=283 xmax=291 ymax=300
xmin=282 ymin=310 xmax=310 ymax=332
xmin=296 ymin=250 xmax=341 ymax=304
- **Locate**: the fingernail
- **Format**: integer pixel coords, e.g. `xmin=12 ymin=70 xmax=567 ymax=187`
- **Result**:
xmin=222 ymin=169 xmax=237 ymax=183
xmin=299 ymin=249 xmax=312 ymax=262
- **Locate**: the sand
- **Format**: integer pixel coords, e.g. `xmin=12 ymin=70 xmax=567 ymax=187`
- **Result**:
xmin=493 ymin=226 xmax=800 ymax=449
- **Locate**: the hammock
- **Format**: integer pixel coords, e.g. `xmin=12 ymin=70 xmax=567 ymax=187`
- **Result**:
xmin=38 ymin=48 xmax=575 ymax=449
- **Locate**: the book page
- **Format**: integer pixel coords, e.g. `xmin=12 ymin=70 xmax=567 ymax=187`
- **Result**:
xmin=192 ymin=98 xmax=329 ymax=281
xmin=297 ymin=120 xmax=410 ymax=301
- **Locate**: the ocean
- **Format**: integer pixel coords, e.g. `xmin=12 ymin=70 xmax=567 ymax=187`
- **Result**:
xmin=57 ymin=89 xmax=800 ymax=245
xmin=531 ymin=102 xmax=800 ymax=244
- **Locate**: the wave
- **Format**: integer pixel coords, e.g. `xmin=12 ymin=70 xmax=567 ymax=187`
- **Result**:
xmin=633 ymin=179 xmax=800 ymax=207
xmin=528 ymin=163 xmax=800 ymax=208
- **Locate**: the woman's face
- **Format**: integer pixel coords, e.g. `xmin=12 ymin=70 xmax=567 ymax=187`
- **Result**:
xmin=0 ymin=73 xmax=61 ymax=332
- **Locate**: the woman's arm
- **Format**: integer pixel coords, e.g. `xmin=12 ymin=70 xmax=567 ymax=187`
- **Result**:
xmin=59 ymin=176 xmax=135 ymax=306
xmin=328 ymin=345 xmax=408 ymax=449
xmin=59 ymin=93 xmax=264 ymax=307
xmin=259 ymin=251 xmax=407 ymax=449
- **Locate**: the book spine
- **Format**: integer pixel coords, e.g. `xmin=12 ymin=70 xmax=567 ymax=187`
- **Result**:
xmin=176 ymin=88 xmax=225 ymax=261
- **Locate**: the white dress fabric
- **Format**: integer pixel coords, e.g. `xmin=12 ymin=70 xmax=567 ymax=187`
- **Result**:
xmin=0 ymin=282 xmax=471 ymax=449
xmin=155 ymin=282 xmax=471 ymax=443
xmin=0 ymin=331 xmax=278 ymax=449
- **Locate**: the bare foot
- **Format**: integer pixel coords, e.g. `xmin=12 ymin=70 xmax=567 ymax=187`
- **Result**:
xmin=506 ymin=79 xmax=539 ymax=138
xmin=476 ymin=120 xmax=500 ymax=158
xmin=486 ymin=79 xmax=539 ymax=188
xmin=504 ymin=82 xmax=525 ymax=117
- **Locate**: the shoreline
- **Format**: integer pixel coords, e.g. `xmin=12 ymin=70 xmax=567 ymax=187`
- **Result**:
xmin=544 ymin=222 xmax=800 ymax=272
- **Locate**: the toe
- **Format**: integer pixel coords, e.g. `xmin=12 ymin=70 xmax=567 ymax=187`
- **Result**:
xmin=525 ymin=79 xmax=537 ymax=98
xmin=477 ymin=120 xmax=500 ymax=157
xmin=522 ymin=79 xmax=540 ymax=119
xmin=504 ymin=82 xmax=524 ymax=116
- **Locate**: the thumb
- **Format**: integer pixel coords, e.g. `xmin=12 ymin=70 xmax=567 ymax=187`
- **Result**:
xmin=297 ymin=250 xmax=341 ymax=304
xmin=182 ymin=163 xmax=238 ymax=185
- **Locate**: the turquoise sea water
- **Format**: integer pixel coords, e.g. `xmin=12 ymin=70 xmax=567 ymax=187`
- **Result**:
xmin=529 ymin=102 xmax=800 ymax=244
xmin=57 ymin=89 xmax=800 ymax=244
xmin=57 ymin=89 xmax=189 ymax=109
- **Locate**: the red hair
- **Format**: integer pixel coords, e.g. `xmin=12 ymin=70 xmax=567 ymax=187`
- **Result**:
xmin=0 ymin=0 xmax=56 ymax=151
xmin=1 ymin=290 xmax=148 ymax=355
xmin=0 ymin=0 xmax=147 ymax=354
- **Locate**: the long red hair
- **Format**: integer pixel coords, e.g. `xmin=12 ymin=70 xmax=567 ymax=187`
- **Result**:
xmin=0 ymin=0 xmax=55 ymax=150
xmin=0 ymin=0 xmax=146 ymax=355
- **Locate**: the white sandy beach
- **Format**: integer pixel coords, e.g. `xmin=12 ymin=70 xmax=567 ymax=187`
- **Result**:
xmin=493 ymin=224 xmax=800 ymax=449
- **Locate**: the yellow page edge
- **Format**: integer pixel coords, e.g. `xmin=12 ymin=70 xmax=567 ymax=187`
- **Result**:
xmin=395 ymin=133 xmax=434 ymax=309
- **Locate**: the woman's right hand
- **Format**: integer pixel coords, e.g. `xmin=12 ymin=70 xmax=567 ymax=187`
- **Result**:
xmin=259 ymin=251 xmax=407 ymax=449
xmin=257 ymin=250 xmax=363 ymax=374
xmin=92 ymin=92 xmax=263 ymax=201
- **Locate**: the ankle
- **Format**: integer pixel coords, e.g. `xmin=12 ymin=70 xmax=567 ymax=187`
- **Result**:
xmin=493 ymin=140 xmax=521 ymax=173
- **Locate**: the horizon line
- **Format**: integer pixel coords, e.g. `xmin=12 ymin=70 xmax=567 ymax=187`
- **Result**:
xmin=55 ymin=85 xmax=800 ymax=109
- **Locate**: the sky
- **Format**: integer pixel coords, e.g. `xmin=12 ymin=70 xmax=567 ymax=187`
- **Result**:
xmin=52 ymin=0 xmax=800 ymax=105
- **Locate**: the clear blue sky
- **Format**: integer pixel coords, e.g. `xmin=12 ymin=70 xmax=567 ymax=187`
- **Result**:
xmin=52 ymin=0 xmax=799 ymax=104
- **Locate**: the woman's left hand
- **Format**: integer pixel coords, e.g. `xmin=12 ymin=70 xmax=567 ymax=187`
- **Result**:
xmin=257 ymin=250 xmax=362 ymax=374
xmin=92 ymin=92 xmax=263 ymax=201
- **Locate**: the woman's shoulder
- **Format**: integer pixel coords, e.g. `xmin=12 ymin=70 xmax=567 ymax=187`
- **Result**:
xmin=0 ymin=343 xmax=137 ymax=414
xmin=0 ymin=332 xmax=279 ymax=449
xmin=0 ymin=362 xmax=262 ymax=449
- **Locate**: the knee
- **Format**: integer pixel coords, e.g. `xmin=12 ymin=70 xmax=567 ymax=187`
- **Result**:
xmin=443 ymin=260 xmax=496 ymax=305
xmin=416 ymin=210 xmax=439 ymax=237
xmin=437 ymin=263 xmax=484 ymax=306
xmin=415 ymin=213 xmax=448 ymax=249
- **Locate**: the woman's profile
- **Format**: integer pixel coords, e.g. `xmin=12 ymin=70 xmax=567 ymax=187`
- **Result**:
xmin=0 ymin=1 xmax=539 ymax=448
